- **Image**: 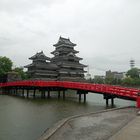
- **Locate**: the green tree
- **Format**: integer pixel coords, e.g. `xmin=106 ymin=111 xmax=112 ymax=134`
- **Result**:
xmin=105 ymin=77 xmax=114 ymax=84
xmin=0 ymin=56 xmax=13 ymax=76
xmin=13 ymin=67 xmax=28 ymax=80
xmin=134 ymin=78 xmax=140 ymax=85
xmin=122 ymin=77 xmax=134 ymax=86
xmin=94 ymin=77 xmax=104 ymax=84
xmin=126 ymin=68 xmax=140 ymax=78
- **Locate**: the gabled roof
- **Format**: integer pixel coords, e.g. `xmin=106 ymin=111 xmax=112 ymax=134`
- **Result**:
xmin=53 ymin=36 xmax=76 ymax=47
xmin=29 ymin=51 xmax=50 ymax=61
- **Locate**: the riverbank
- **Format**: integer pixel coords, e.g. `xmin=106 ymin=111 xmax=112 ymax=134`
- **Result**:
xmin=39 ymin=107 xmax=138 ymax=140
xmin=109 ymin=112 xmax=140 ymax=140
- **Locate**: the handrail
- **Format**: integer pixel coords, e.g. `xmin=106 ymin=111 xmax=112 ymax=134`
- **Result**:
xmin=0 ymin=80 xmax=139 ymax=100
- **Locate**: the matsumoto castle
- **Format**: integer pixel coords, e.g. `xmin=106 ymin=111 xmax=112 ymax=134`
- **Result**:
xmin=25 ymin=37 xmax=87 ymax=81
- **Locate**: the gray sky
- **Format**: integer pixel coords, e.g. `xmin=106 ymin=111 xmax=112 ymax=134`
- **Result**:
xmin=0 ymin=0 xmax=140 ymax=77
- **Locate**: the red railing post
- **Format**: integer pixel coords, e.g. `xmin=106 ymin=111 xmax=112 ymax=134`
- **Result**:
xmin=137 ymin=92 xmax=140 ymax=108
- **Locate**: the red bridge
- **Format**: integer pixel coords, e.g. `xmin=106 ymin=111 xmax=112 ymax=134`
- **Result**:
xmin=0 ymin=80 xmax=140 ymax=108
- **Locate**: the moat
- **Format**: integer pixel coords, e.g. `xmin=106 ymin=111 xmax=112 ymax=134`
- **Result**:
xmin=0 ymin=92 xmax=135 ymax=140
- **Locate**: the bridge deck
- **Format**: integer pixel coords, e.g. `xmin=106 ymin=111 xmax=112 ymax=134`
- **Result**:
xmin=0 ymin=80 xmax=140 ymax=107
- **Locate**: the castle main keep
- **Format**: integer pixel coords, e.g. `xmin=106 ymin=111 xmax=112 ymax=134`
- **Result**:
xmin=25 ymin=37 xmax=87 ymax=81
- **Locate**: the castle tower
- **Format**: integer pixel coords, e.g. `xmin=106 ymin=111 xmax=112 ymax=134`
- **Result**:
xmin=25 ymin=51 xmax=58 ymax=80
xmin=51 ymin=36 xmax=87 ymax=81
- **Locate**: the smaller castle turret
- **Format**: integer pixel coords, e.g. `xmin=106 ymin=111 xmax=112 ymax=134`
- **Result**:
xmin=25 ymin=51 xmax=58 ymax=80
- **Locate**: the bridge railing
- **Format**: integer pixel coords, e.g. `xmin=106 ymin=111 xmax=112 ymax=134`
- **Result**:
xmin=1 ymin=80 xmax=140 ymax=108
xmin=0 ymin=80 xmax=139 ymax=100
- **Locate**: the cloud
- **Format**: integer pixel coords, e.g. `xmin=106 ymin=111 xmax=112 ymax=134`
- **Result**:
xmin=0 ymin=0 xmax=65 ymax=14
xmin=0 ymin=0 xmax=140 ymax=76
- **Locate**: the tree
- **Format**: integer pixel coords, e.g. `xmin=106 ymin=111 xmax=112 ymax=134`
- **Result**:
xmin=105 ymin=77 xmax=114 ymax=84
xmin=126 ymin=68 xmax=140 ymax=78
xmin=13 ymin=67 xmax=28 ymax=80
xmin=94 ymin=77 xmax=104 ymax=84
xmin=0 ymin=56 xmax=13 ymax=76
xmin=122 ymin=77 xmax=134 ymax=86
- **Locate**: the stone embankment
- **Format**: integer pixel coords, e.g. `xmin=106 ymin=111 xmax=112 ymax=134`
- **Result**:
xmin=38 ymin=107 xmax=138 ymax=140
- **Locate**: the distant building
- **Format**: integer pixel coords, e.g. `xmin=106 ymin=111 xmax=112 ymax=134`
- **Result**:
xmin=106 ymin=70 xmax=126 ymax=80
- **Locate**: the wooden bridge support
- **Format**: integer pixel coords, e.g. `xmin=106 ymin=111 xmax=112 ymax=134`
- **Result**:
xmin=137 ymin=93 xmax=140 ymax=108
xmin=43 ymin=90 xmax=46 ymax=98
xmin=14 ymin=89 xmax=16 ymax=95
xmin=3 ymin=88 xmax=6 ymax=94
xmin=79 ymin=93 xmax=81 ymax=102
xmin=63 ymin=90 xmax=65 ymax=100
xmin=13 ymin=89 xmax=16 ymax=96
xmin=8 ymin=89 xmax=10 ymax=95
xmin=15 ymin=88 xmax=18 ymax=96
xmin=84 ymin=93 xmax=86 ymax=103
xmin=5 ymin=89 xmax=7 ymax=94
xmin=111 ymin=98 xmax=114 ymax=106
xmin=6 ymin=88 xmax=9 ymax=95
xmin=11 ymin=89 xmax=13 ymax=95
xmin=0 ymin=88 xmax=4 ymax=95
xmin=106 ymin=98 xmax=109 ymax=106
xmin=58 ymin=90 xmax=61 ymax=99
xmin=41 ymin=90 xmax=43 ymax=98
xmin=33 ymin=89 xmax=36 ymax=98
xmin=27 ymin=89 xmax=29 ymax=98
xmin=22 ymin=89 xmax=24 ymax=97
xmin=47 ymin=90 xmax=50 ymax=99
xmin=6 ymin=89 xmax=10 ymax=95
xmin=9 ymin=89 xmax=11 ymax=95
xmin=77 ymin=90 xmax=88 ymax=103
xmin=104 ymin=94 xmax=115 ymax=107
xmin=10 ymin=89 xmax=12 ymax=95
xmin=40 ymin=90 xmax=45 ymax=99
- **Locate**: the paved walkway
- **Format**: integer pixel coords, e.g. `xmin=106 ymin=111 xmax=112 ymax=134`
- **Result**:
xmin=39 ymin=107 xmax=138 ymax=140
xmin=109 ymin=115 xmax=140 ymax=140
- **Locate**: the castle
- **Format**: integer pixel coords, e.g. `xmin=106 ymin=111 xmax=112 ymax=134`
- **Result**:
xmin=25 ymin=37 xmax=87 ymax=81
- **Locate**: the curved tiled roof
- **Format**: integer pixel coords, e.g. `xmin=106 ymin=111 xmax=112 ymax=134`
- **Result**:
xmin=29 ymin=51 xmax=50 ymax=60
xmin=53 ymin=36 xmax=76 ymax=47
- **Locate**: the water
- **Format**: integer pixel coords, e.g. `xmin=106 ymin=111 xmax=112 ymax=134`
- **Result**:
xmin=0 ymin=91 xmax=135 ymax=140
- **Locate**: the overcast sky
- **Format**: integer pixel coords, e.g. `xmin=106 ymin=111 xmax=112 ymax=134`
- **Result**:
xmin=0 ymin=0 xmax=140 ymax=77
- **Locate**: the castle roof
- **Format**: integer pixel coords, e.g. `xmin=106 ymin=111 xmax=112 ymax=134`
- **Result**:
xmin=53 ymin=36 xmax=76 ymax=47
xmin=29 ymin=51 xmax=50 ymax=60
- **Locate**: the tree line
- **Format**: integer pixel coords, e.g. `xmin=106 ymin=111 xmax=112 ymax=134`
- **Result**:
xmin=0 ymin=56 xmax=28 ymax=80
xmin=0 ymin=56 xmax=140 ymax=86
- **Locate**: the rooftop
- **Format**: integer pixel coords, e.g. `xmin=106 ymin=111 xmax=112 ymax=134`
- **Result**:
xmin=29 ymin=51 xmax=50 ymax=61
xmin=53 ymin=36 xmax=76 ymax=47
